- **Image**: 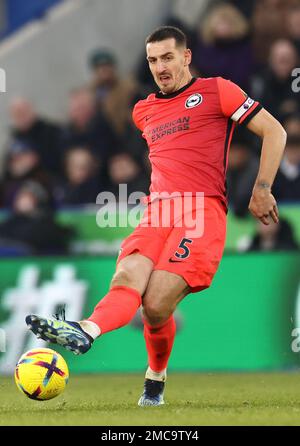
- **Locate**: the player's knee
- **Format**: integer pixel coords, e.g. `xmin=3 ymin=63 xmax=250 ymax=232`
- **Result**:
xmin=111 ymin=254 xmax=153 ymax=294
xmin=110 ymin=268 xmax=133 ymax=288
xmin=142 ymin=301 xmax=172 ymax=326
xmin=110 ymin=265 xmax=146 ymax=293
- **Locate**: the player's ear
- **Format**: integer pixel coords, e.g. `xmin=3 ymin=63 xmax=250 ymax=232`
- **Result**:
xmin=183 ymin=48 xmax=192 ymax=66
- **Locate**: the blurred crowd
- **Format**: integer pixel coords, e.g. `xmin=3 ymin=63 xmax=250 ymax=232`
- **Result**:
xmin=0 ymin=0 xmax=299 ymax=254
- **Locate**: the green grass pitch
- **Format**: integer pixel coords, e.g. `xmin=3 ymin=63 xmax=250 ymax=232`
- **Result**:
xmin=2 ymin=372 xmax=300 ymax=426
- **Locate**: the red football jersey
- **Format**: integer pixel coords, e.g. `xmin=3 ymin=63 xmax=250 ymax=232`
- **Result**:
xmin=132 ymin=77 xmax=262 ymax=206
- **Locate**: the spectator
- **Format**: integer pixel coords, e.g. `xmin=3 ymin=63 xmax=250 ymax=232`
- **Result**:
xmin=58 ymin=147 xmax=102 ymax=205
xmin=252 ymin=39 xmax=299 ymax=120
xmin=286 ymin=5 xmax=300 ymax=54
xmin=9 ymin=97 xmax=62 ymax=174
xmin=107 ymin=152 xmax=150 ymax=199
xmin=283 ymin=113 xmax=300 ymax=136
xmin=1 ymin=140 xmax=53 ymax=208
xmin=191 ymin=2 xmax=254 ymax=91
xmin=121 ymin=124 xmax=149 ymax=170
xmin=0 ymin=181 xmax=72 ymax=255
xmin=252 ymin=0 xmax=295 ymax=63
xmin=272 ymin=134 xmax=300 ymax=201
xmin=61 ymin=87 xmax=117 ymax=160
xmin=88 ymin=49 xmax=149 ymax=177
xmin=226 ymin=131 xmax=259 ymax=217
xmin=245 ymin=218 xmax=299 ymax=251
xmin=88 ymin=48 xmax=144 ymax=138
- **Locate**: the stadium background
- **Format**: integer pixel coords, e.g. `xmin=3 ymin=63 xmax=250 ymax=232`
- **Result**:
xmin=0 ymin=0 xmax=300 ymax=379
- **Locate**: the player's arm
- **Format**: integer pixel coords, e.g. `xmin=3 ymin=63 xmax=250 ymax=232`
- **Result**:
xmin=246 ymin=108 xmax=287 ymax=225
xmin=217 ymin=77 xmax=287 ymax=225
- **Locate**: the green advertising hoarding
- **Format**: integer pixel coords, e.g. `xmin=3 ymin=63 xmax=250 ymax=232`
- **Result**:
xmin=2 ymin=204 xmax=299 ymax=254
xmin=57 ymin=204 xmax=300 ymax=253
xmin=0 ymin=253 xmax=299 ymax=375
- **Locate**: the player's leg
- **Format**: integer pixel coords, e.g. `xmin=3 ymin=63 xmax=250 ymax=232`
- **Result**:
xmin=26 ymin=253 xmax=153 ymax=354
xmin=25 ymin=200 xmax=167 ymax=354
xmin=83 ymin=253 xmax=154 ymax=335
xmin=138 ymin=270 xmax=190 ymax=406
xmin=138 ymin=197 xmax=227 ymax=405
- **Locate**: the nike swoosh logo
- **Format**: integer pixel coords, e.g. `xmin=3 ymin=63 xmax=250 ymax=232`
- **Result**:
xmin=168 ymin=258 xmax=182 ymax=263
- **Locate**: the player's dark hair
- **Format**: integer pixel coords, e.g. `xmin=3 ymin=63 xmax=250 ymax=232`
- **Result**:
xmin=145 ymin=26 xmax=187 ymax=48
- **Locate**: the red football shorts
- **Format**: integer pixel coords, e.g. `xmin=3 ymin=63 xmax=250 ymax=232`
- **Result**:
xmin=117 ymin=196 xmax=227 ymax=293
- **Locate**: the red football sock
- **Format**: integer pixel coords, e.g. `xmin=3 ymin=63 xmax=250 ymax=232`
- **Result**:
xmin=143 ymin=315 xmax=176 ymax=373
xmin=88 ymin=285 xmax=141 ymax=334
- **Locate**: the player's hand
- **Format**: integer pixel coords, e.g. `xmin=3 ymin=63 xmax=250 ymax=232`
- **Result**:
xmin=248 ymin=185 xmax=279 ymax=225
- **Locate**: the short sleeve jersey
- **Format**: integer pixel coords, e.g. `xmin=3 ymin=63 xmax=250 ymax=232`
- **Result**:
xmin=132 ymin=77 xmax=262 ymax=206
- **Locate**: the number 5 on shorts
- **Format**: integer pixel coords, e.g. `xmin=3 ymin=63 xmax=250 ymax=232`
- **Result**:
xmin=175 ymin=238 xmax=193 ymax=259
